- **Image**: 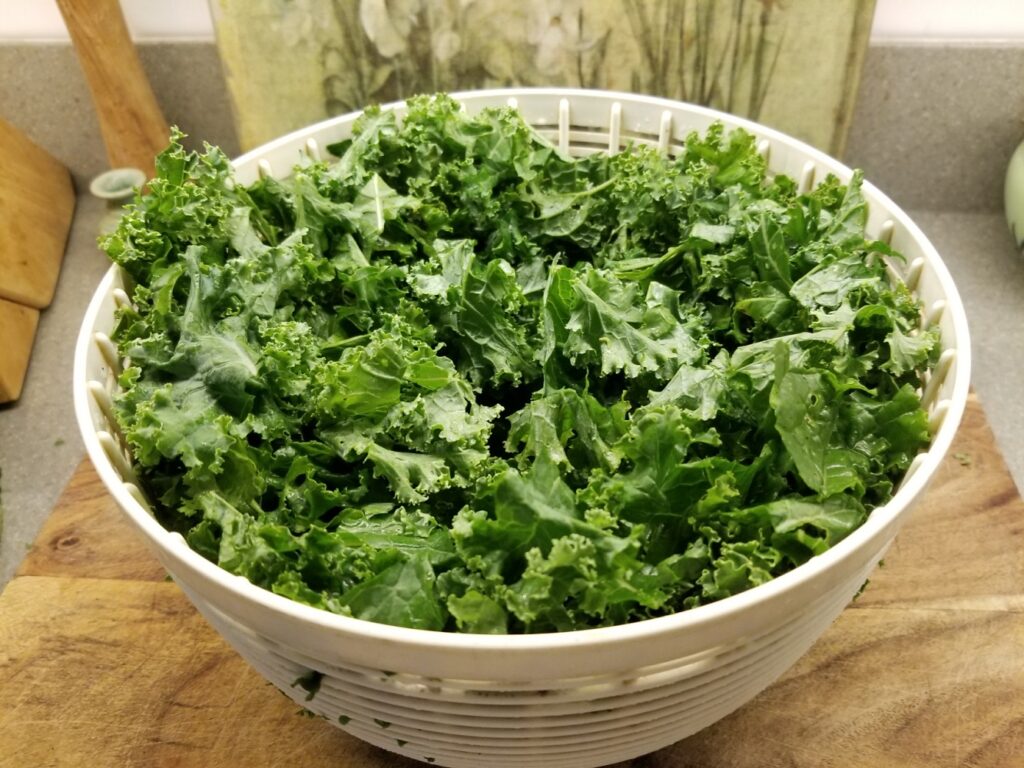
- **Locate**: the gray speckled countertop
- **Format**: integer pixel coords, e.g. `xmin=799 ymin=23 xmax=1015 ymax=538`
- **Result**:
xmin=1 ymin=41 xmax=1023 ymax=588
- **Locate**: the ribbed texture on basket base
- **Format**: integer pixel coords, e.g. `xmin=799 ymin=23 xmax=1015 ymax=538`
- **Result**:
xmin=180 ymin=555 xmax=871 ymax=768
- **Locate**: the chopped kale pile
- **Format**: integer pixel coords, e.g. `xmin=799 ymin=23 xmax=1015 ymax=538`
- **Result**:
xmin=103 ymin=94 xmax=936 ymax=633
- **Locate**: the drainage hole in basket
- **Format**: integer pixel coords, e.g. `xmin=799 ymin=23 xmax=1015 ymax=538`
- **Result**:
xmin=291 ymin=669 xmax=324 ymax=702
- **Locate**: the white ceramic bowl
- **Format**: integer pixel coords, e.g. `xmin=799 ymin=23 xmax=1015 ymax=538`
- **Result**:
xmin=74 ymin=88 xmax=971 ymax=768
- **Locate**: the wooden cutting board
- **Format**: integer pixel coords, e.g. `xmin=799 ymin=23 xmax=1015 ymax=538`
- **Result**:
xmin=0 ymin=296 xmax=39 ymax=402
xmin=0 ymin=117 xmax=75 ymax=310
xmin=2 ymin=394 xmax=1022 ymax=767
xmin=55 ymin=0 xmax=169 ymax=179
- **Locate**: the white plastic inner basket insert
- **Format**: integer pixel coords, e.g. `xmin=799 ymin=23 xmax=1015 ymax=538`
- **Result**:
xmin=73 ymin=89 xmax=970 ymax=768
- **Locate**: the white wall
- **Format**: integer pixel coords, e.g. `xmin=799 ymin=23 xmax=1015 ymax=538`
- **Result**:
xmin=871 ymin=0 xmax=1024 ymax=42
xmin=2 ymin=0 xmax=1023 ymax=42
xmin=0 ymin=0 xmax=214 ymax=41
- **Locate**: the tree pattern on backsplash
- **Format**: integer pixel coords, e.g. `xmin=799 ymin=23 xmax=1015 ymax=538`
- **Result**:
xmin=212 ymin=0 xmax=874 ymax=155
xmin=319 ymin=0 xmax=614 ymax=112
xmin=622 ymin=0 xmax=783 ymax=119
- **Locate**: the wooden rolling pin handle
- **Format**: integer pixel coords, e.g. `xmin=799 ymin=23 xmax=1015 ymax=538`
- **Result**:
xmin=55 ymin=0 xmax=170 ymax=179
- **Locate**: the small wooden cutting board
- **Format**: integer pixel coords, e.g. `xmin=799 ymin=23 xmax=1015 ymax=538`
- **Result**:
xmin=0 ymin=117 xmax=75 ymax=311
xmin=0 ymin=297 xmax=39 ymax=402
xmin=1 ymin=394 xmax=1022 ymax=767
xmin=0 ymin=118 xmax=75 ymax=403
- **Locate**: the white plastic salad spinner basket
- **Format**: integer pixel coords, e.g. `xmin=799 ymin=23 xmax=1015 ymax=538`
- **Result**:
xmin=74 ymin=89 xmax=970 ymax=768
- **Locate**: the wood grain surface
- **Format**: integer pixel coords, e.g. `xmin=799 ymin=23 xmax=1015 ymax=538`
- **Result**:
xmin=1 ymin=395 xmax=1022 ymax=767
xmin=55 ymin=0 xmax=169 ymax=178
xmin=0 ymin=117 xmax=75 ymax=310
xmin=16 ymin=464 xmax=165 ymax=583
